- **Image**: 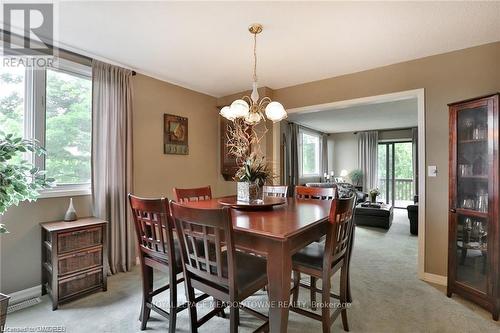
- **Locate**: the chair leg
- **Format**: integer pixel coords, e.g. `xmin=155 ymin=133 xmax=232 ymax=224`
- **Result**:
xmin=230 ymin=305 xmax=239 ymax=333
xmin=321 ymin=277 xmax=331 ymax=333
xmin=185 ymin=278 xmax=198 ymax=333
xmin=292 ymin=271 xmax=300 ymax=305
xmin=168 ymin=272 xmax=177 ymax=333
xmin=340 ymin=266 xmax=350 ymax=332
xmin=140 ymin=265 xmax=153 ymax=330
xmin=310 ymin=276 xmax=317 ymax=310
xmin=215 ymin=298 xmax=226 ymax=318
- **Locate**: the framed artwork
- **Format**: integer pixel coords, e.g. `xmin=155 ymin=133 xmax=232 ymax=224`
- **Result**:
xmin=164 ymin=114 xmax=188 ymax=155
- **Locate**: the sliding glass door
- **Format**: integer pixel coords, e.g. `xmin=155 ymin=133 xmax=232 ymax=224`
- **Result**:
xmin=378 ymin=141 xmax=414 ymax=208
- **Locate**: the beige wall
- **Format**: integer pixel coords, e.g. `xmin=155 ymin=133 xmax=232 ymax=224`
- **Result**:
xmin=132 ymin=74 xmax=235 ymax=198
xmin=327 ymin=132 xmax=358 ymax=176
xmin=274 ymin=42 xmax=500 ymax=276
xmin=0 ymin=195 xmax=92 ymax=294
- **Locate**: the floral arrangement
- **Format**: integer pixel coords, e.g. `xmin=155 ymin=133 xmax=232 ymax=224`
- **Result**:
xmin=0 ymin=133 xmax=54 ymax=233
xmin=234 ymin=153 xmax=274 ymax=186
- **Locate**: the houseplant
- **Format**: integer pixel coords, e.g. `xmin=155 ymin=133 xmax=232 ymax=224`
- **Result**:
xmin=369 ymin=188 xmax=380 ymax=203
xmin=349 ymin=169 xmax=363 ymax=187
xmin=0 ymin=132 xmax=54 ymax=329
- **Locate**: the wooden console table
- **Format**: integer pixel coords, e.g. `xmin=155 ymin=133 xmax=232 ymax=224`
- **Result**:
xmin=40 ymin=218 xmax=108 ymax=310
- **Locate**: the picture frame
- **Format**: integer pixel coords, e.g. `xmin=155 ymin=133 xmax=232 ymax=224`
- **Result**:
xmin=164 ymin=114 xmax=189 ymax=155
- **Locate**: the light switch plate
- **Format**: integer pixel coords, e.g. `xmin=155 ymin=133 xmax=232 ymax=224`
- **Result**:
xmin=428 ymin=165 xmax=437 ymax=177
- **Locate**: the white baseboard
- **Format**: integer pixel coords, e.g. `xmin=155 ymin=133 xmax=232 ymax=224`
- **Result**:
xmin=423 ymin=273 xmax=447 ymax=286
xmin=6 ymin=285 xmax=42 ymax=313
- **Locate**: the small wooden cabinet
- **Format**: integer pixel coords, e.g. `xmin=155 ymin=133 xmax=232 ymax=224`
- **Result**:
xmin=448 ymin=93 xmax=500 ymax=320
xmin=41 ymin=218 xmax=108 ymax=310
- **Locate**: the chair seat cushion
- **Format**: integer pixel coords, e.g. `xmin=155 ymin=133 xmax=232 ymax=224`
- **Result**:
xmin=220 ymin=251 xmax=268 ymax=294
xmin=293 ymin=242 xmax=328 ymax=271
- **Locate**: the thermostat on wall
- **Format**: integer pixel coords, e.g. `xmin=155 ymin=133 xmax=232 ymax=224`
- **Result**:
xmin=428 ymin=165 xmax=437 ymax=177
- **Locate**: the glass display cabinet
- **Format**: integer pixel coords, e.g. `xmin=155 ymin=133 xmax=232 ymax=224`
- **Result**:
xmin=448 ymin=93 xmax=499 ymax=321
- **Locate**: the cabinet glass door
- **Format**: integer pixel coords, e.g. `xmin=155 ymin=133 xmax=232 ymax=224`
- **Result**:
xmin=455 ymin=105 xmax=489 ymax=293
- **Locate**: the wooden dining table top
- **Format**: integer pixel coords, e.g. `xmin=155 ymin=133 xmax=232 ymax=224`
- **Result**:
xmin=181 ymin=196 xmax=332 ymax=240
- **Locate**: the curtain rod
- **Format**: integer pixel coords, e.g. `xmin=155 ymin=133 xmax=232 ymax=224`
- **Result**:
xmin=353 ymin=126 xmax=417 ymax=135
xmin=1 ymin=30 xmax=136 ymax=76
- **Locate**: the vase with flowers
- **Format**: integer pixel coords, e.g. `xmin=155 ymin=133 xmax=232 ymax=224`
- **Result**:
xmin=369 ymin=188 xmax=380 ymax=203
xmin=235 ymin=153 xmax=273 ymax=203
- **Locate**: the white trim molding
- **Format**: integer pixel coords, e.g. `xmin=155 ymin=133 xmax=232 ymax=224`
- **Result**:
xmin=423 ymin=273 xmax=447 ymax=286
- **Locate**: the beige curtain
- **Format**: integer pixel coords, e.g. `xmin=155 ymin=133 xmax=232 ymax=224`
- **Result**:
xmin=91 ymin=60 xmax=134 ymax=274
xmin=357 ymin=131 xmax=378 ymax=192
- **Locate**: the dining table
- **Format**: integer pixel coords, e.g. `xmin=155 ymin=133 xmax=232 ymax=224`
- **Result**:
xmin=181 ymin=195 xmax=332 ymax=333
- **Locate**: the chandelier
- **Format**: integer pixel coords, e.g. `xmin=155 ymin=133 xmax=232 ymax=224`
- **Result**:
xmin=220 ymin=23 xmax=287 ymax=125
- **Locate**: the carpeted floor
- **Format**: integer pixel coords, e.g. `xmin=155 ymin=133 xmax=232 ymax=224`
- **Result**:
xmin=6 ymin=209 xmax=500 ymax=332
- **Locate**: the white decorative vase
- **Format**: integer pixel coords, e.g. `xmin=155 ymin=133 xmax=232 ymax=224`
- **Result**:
xmin=237 ymin=182 xmax=263 ymax=203
xmin=64 ymin=198 xmax=78 ymax=221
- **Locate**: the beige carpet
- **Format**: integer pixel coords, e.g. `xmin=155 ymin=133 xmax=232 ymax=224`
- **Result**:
xmin=6 ymin=209 xmax=500 ymax=332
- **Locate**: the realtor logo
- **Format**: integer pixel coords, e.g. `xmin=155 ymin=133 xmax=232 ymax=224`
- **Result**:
xmin=2 ymin=3 xmax=54 ymax=56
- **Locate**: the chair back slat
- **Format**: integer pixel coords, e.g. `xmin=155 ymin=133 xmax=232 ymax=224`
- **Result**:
xmin=295 ymin=185 xmax=337 ymax=200
xmin=263 ymin=185 xmax=288 ymax=198
xmin=173 ymin=186 xmax=212 ymax=203
xmin=170 ymin=202 xmax=236 ymax=290
xmin=128 ymin=194 xmax=175 ymax=264
xmin=323 ymin=194 xmax=357 ymax=268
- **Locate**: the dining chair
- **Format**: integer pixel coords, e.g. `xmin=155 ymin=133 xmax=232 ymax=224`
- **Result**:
xmin=294 ymin=185 xmax=337 ymax=307
xmin=129 ymin=194 xmax=206 ymax=332
xmin=173 ymin=185 xmax=212 ymax=203
xmin=295 ymin=185 xmax=336 ymax=200
xmin=262 ymin=185 xmax=288 ymax=198
xmin=290 ymin=194 xmax=357 ymax=333
xmin=170 ymin=201 xmax=269 ymax=333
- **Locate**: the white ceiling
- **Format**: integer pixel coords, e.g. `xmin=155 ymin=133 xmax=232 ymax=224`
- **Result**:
xmin=288 ymin=98 xmax=418 ymax=133
xmin=8 ymin=1 xmax=500 ymax=97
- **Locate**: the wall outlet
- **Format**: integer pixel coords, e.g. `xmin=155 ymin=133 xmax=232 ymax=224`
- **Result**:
xmin=428 ymin=165 xmax=437 ymax=177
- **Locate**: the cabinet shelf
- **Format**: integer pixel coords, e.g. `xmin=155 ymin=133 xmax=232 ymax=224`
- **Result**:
xmin=458 ymin=139 xmax=487 ymax=144
xmin=455 ymin=208 xmax=488 ymax=219
xmin=458 ymin=175 xmax=488 ymax=180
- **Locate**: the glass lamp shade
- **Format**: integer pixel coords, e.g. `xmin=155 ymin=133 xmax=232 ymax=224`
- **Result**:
xmin=230 ymin=99 xmax=250 ymax=118
xmin=219 ymin=106 xmax=235 ymax=120
xmin=265 ymin=101 xmax=287 ymax=122
xmin=245 ymin=111 xmax=261 ymax=125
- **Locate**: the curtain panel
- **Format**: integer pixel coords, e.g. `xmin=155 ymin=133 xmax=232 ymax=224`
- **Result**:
xmin=357 ymin=131 xmax=379 ymax=192
xmin=283 ymin=122 xmax=300 ymax=194
xmin=91 ymin=60 xmax=134 ymax=274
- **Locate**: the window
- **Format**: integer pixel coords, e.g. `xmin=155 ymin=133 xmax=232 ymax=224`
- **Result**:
xmin=0 ymin=60 xmax=92 ymax=196
xmin=300 ymin=130 xmax=322 ymax=177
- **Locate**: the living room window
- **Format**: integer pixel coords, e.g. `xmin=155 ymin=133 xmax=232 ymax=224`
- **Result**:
xmin=299 ymin=129 xmax=322 ymax=177
xmin=0 ymin=60 xmax=92 ymax=197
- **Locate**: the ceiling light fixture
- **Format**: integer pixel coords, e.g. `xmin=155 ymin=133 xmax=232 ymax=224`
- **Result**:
xmin=220 ymin=23 xmax=287 ymax=125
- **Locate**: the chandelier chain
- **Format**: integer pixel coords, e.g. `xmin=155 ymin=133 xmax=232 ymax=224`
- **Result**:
xmin=253 ymin=32 xmax=257 ymax=83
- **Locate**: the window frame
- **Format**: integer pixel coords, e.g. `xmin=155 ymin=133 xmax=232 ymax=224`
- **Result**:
xmin=18 ymin=59 xmax=93 ymax=198
xmin=299 ymin=128 xmax=323 ymax=178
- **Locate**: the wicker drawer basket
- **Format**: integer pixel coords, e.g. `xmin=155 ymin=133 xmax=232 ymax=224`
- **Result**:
xmin=57 ymin=227 xmax=102 ymax=253
xmin=59 ymin=269 xmax=103 ymax=300
xmin=58 ymin=247 xmax=103 ymax=276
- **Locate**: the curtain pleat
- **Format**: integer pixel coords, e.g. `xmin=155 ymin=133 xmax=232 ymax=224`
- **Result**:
xmin=357 ymin=131 xmax=378 ymax=192
xmin=91 ymin=60 xmax=134 ymax=274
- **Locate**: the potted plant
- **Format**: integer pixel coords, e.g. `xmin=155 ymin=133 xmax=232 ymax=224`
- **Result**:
xmin=369 ymin=188 xmax=380 ymax=203
xmin=235 ymin=153 xmax=273 ymax=203
xmin=0 ymin=132 xmax=54 ymax=329
xmin=348 ymin=169 xmax=363 ymax=187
